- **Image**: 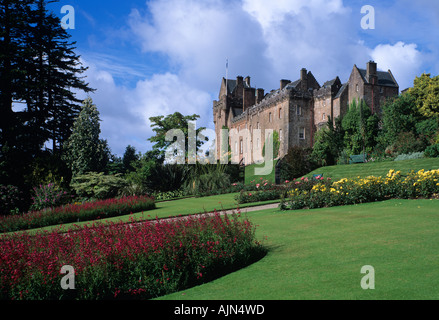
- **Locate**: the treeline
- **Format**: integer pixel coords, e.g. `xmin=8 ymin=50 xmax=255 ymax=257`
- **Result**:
xmin=312 ymin=73 xmax=439 ymax=166
xmin=277 ymin=73 xmax=439 ymax=181
xmin=0 ymin=0 xmax=94 ymax=211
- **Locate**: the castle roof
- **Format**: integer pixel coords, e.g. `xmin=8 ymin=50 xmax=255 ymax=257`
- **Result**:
xmin=225 ymin=79 xmax=252 ymax=95
xmin=334 ymin=83 xmax=348 ymax=99
xmin=356 ymin=68 xmax=399 ymax=88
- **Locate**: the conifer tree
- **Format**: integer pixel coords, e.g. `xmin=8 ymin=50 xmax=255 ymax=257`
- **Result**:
xmin=0 ymin=0 xmax=93 ymax=187
xmin=63 ymin=98 xmax=110 ymax=176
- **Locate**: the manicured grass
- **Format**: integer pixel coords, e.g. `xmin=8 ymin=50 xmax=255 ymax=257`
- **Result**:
xmin=158 ymin=199 xmax=439 ymax=300
xmin=245 ymin=160 xmax=278 ymax=184
xmin=13 ymin=193 xmax=280 ymax=235
xmin=306 ymin=158 xmax=439 ymax=181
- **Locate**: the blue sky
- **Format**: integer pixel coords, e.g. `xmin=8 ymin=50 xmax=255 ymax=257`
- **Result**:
xmin=50 ymin=0 xmax=439 ymax=156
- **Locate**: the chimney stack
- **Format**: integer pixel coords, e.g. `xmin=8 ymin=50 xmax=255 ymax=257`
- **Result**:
xmin=243 ymin=87 xmax=256 ymax=111
xmin=256 ymin=88 xmax=265 ymax=103
xmin=280 ymin=79 xmax=291 ymax=90
xmin=367 ymin=61 xmax=377 ymax=84
xmin=236 ymin=76 xmax=244 ymax=98
xmin=300 ymin=68 xmax=308 ymax=81
xmin=300 ymin=68 xmax=308 ymax=91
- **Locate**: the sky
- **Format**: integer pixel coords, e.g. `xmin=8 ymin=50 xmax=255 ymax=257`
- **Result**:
xmin=49 ymin=0 xmax=439 ymax=156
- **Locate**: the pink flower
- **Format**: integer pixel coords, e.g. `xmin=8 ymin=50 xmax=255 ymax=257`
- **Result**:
xmin=285 ymin=180 xmax=290 ymax=183
xmin=256 ymin=184 xmax=260 ymax=188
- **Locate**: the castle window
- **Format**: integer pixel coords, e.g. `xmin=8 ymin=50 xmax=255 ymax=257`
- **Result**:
xmin=323 ymin=113 xmax=326 ymax=121
xmin=257 ymin=122 xmax=260 ymax=129
xmin=299 ymin=127 xmax=305 ymax=140
xmin=240 ymin=140 xmax=243 ymax=154
xmin=269 ymin=112 xmax=272 ymax=123
xmin=296 ymin=105 xmax=302 ymax=116
xmin=356 ymin=84 xmax=359 ymax=92
xmin=279 ymin=108 xmax=282 ymax=119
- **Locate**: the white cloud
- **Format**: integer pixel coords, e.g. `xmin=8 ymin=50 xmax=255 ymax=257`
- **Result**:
xmin=242 ymin=0 xmax=347 ymax=29
xmin=76 ymin=0 xmax=434 ymax=156
xmin=81 ymin=59 xmax=212 ymax=156
xmin=128 ymin=0 xmax=268 ymax=91
xmin=241 ymin=0 xmax=368 ymax=84
xmin=370 ymin=41 xmax=423 ymax=90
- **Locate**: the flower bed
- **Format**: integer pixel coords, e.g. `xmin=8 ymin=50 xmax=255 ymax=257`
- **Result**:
xmin=0 ymin=212 xmax=266 ymax=300
xmin=0 ymin=195 xmax=156 ymax=233
xmin=235 ymin=177 xmax=331 ymax=204
xmin=281 ymin=169 xmax=439 ymax=210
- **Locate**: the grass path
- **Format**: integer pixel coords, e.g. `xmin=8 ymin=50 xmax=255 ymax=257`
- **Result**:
xmin=158 ymin=199 xmax=439 ymax=300
xmin=306 ymin=158 xmax=439 ymax=181
xmin=14 ymin=193 xmax=281 ymax=235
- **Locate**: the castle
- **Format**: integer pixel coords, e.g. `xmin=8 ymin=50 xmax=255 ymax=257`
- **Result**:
xmin=213 ymin=61 xmax=399 ymax=165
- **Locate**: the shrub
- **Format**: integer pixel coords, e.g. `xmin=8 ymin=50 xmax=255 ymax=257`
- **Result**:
xmin=152 ymin=190 xmax=186 ymax=201
xmin=394 ymin=152 xmax=425 ymax=161
xmin=183 ymin=164 xmax=231 ymax=196
xmin=235 ymin=188 xmax=286 ymax=204
xmin=235 ymin=177 xmax=331 ymax=205
xmin=391 ymin=131 xmax=427 ymax=155
xmin=70 ymin=172 xmax=128 ymax=201
xmin=278 ymin=146 xmax=318 ymax=181
xmin=0 ymin=211 xmax=266 ymax=300
xmin=0 ymin=185 xmax=24 ymax=216
xmin=416 ymin=118 xmax=439 ymax=143
xmin=30 ymin=182 xmax=70 ymax=211
xmin=424 ymin=144 xmax=439 ymax=158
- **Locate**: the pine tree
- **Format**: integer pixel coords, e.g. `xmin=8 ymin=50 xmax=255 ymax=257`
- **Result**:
xmin=0 ymin=0 xmax=94 ymax=187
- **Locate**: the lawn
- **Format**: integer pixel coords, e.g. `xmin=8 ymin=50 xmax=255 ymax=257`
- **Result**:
xmin=12 ymin=193 xmax=280 ymax=235
xmin=245 ymin=160 xmax=278 ymax=184
xmin=306 ymin=158 xmax=439 ymax=181
xmin=158 ymin=199 xmax=439 ymax=300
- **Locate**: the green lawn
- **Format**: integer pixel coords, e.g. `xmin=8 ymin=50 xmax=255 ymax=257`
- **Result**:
xmin=245 ymin=160 xmax=278 ymax=184
xmin=17 ymin=193 xmax=280 ymax=235
xmin=158 ymin=199 xmax=439 ymax=300
xmin=307 ymin=158 xmax=439 ymax=181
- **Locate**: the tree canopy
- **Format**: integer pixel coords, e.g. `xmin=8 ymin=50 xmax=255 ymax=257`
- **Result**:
xmin=409 ymin=73 xmax=439 ymax=118
xmin=0 ymin=0 xmax=93 ymax=187
xmin=63 ymin=98 xmax=110 ymax=176
xmin=148 ymin=112 xmax=206 ymax=163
